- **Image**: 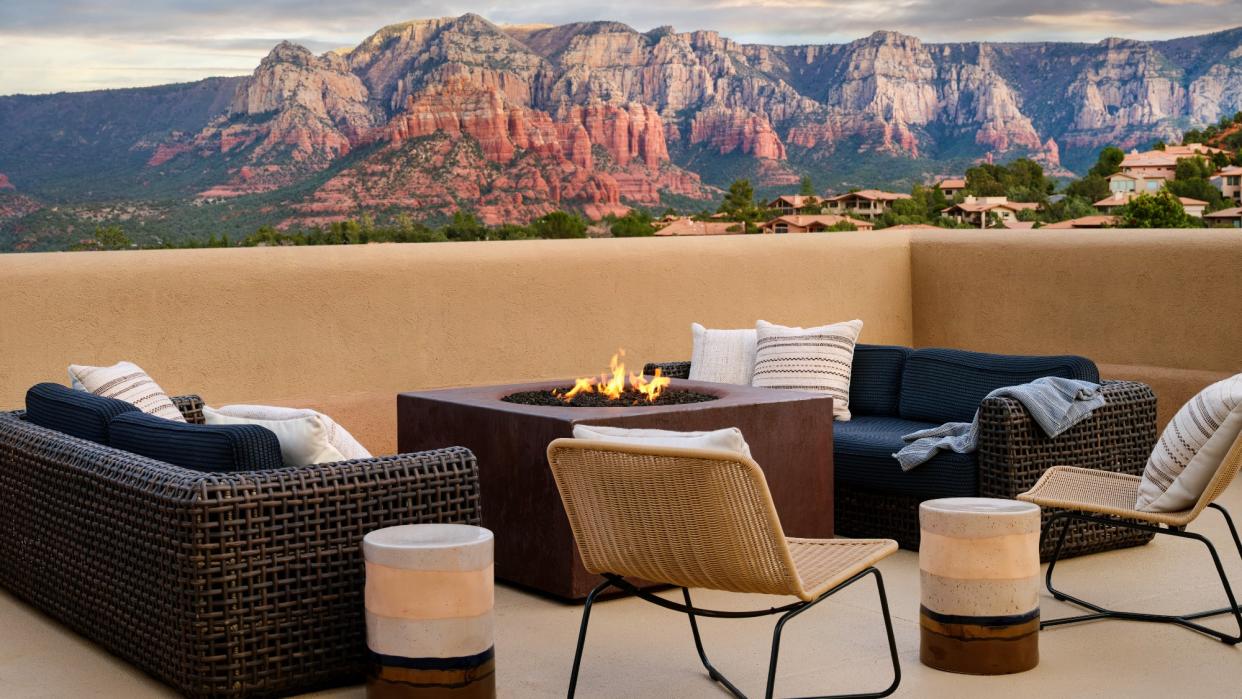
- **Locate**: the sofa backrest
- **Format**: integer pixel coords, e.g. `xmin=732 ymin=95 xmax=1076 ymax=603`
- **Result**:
xmin=109 ymin=411 xmax=284 ymax=473
xmin=848 ymin=345 xmax=912 ymax=417
xmin=899 ymin=347 xmax=1100 ymax=424
xmin=24 ymin=382 xmax=139 ymax=445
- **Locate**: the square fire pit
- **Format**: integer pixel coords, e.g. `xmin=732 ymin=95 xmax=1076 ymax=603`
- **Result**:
xmin=397 ymin=378 xmax=834 ymax=599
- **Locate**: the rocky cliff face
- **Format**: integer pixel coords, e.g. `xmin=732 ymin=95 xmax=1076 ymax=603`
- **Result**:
xmin=2 ymin=15 xmax=1240 ymax=237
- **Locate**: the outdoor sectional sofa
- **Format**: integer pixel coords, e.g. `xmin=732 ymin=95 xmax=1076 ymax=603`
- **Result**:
xmin=647 ymin=345 xmax=1158 ymax=558
xmin=0 ymin=393 xmax=481 ymax=698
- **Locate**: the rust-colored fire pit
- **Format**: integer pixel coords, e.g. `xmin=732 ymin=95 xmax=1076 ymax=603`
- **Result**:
xmin=398 ymin=373 xmax=835 ymax=600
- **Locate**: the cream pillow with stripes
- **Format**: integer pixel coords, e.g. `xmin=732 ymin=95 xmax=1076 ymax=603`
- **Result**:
xmin=751 ymin=319 xmax=863 ymax=421
xmin=68 ymin=361 xmax=185 ymax=423
xmin=1136 ymin=373 xmax=1242 ymax=512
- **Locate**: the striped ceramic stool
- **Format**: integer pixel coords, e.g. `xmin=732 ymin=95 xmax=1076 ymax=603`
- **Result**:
xmin=919 ymin=498 xmax=1041 ymax=675
xmin=363 ymin=524 xmax=496 ymax=698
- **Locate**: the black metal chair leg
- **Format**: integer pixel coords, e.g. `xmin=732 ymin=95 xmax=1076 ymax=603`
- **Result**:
xmin=764 ymin=568 xmax=901 ymax=699
xmin=683 ymin=588 xmax=748 ymax=699
xmin=1209 ymin=503 xmax=1242 ymax=560
xmin=1043 ymin=512 xmax=1073 ymax=602
xmin=568 ymin=578 xmax=614 ymax=698
xmin=1040 ymin=512 xmax=1242 ymax=644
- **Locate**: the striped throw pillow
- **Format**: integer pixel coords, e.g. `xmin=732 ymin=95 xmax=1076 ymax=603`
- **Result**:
xmin=1136 ymin=373 xmax=1242 ymax=512
xmin=751 ymin=319 xmax=864 ymax=421
xmin=68 ymin=361 xmax=186 ymax=423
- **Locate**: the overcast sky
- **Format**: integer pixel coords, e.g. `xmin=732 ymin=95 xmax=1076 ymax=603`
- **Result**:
xmin=1 ymin=0 xmax=1238 ymax=95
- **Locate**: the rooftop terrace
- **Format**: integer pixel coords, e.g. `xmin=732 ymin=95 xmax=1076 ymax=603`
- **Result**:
xmin=1 ymin=228 xmax=1240 ymax=696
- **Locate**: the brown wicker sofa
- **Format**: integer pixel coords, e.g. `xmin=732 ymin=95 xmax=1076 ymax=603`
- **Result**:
xmin=0 ymin=394 xmax=481 ymax=698
xmin=647 ymin=345 xmax=1158 ymax=560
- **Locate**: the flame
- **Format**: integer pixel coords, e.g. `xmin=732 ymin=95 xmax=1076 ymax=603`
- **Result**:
xmin=554 ymin=349 xmax=671 ymax=404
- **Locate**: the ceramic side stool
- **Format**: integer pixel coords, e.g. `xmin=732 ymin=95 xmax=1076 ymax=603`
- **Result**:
xmin=363 ymin=524 xmax=496 ymax=698
xmin=918 ymin=497 xmax=1041 ymax=675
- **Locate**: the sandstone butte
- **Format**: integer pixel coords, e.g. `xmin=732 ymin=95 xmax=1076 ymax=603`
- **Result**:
xmin=108 ymin=13 xmax=1242 ymax=226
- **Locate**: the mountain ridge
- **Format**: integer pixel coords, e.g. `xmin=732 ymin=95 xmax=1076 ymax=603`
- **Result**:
xmin=2 ymin=15 xmax=1240 ymax=250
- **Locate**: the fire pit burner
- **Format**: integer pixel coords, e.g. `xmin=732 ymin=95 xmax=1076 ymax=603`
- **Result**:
xmin=502 ymin=388 xmax=718 ymax=408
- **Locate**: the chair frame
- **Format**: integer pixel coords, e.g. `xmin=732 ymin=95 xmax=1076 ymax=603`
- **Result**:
xmin=1040 ymin=504 xmax=1242 ymax=644
xmin=569 ymin=569 xmax=900 ymax=699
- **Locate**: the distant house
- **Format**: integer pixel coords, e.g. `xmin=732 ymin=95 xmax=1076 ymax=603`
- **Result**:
xmin=823 ymin=190 xmax=911 ymax=219
xmin=1094 ymin=192 xmax=1208 ymax=218
xmin=1107 ymin=171 xmax=1169 ymax=196
xmin=653 ymin=218 xmax=738 ymax=236
xmin=1204 ymin=207 xmax=1242 ymax=228
xmin=1118 ymin=144 xmax=1226 ymax=180
xmin=760 ymin=214 xmax=874 ymax=234
xmin=934 ymin=177 xmax=966 ymax=199
xmin=1213 ymin=165 xmax=1242 ymax=205
xmin=764 ymin=195 xmax=820 ymax=215
xmin=941 ymin=196 xmax=1039 ymax=228
xmin=1042 ymin=215 xmax=1118 ymax=229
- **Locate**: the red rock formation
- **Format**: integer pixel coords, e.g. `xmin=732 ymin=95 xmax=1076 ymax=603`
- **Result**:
xmin=690 ymin=107 xmax=786 ymax=159
xmin=0 ymin=173 xmax=13 ymax=191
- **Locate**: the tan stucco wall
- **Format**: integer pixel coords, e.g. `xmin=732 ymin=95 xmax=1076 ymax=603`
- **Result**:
xmin=910 ymin=228 xmax=1242 ymax=427
xmin=0 ymin=232 xmax=914 ymax=454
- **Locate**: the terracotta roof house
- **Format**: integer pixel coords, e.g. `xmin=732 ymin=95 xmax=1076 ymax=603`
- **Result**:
xmin=1108 ymin=171 xmax=1170 ymax=197
xmin=1119 ymin=144 xmax=1226 ymax=180
xmin=1094 ymin=192 xmax=1208 ymax=218
xmin=760 ymin=214 xmax=875 ymax=234
xmin=941 ymin=196 xmax=1040 ymax=228
xmin=1213 ymin=165 xmax=1242 ymax=205
xmin=1204 ymin=206 xmax=1242 ymax=228
xmin=934 ymin=177 xmax=967 ymax=199
xmin=1042 ymin=215 xmax=1119 ymax=229
xmin=653 ymin=218 xmax=738 ymax=236
xmin=823 ymin=189 xmax=911 ymax=219
xmin=764 ymin=195 xmax=821 ymax=215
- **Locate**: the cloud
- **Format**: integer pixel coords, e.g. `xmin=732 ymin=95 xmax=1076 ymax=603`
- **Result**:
xmin=1 ymin=0 xmax=1238 ymax=94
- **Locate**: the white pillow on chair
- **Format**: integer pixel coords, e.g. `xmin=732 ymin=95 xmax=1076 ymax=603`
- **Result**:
xmin=1136 ymin=373 xmax=1242 ymax=512
xmin=204 ymin=406 xmax=347 ymax=467
xmin=68 ymin=360 xmax=185 ymax=422
xmin=572 ymin=424 xmax=752 ymax=459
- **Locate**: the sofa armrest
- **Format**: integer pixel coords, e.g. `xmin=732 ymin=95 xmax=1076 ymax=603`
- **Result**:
xmin=643 ymin=361 xmax=692 ymax=380
xmin=976 ymin=380 xmax=1157 ymax=498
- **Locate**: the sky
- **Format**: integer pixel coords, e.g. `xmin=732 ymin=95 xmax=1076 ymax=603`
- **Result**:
xmin=0 ymin=0 xmax=1238 ymax=95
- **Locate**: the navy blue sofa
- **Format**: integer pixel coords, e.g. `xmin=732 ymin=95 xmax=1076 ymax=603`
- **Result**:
xmin=647 ymin=345 xmax=1158 ymax=558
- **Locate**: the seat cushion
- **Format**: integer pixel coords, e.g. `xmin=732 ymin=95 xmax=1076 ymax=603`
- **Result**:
xmin=848 ymin=345 xmax=911 ymax=417
xmin=109 ymin=412 xmax=283 ymax=473
xmin=24 ymin=382 xmax=140 ymax=444
xmin=834 ymin=416 xmax=978 ymax=499
xmin=899 ymin=348 xmax=1099 ymax=424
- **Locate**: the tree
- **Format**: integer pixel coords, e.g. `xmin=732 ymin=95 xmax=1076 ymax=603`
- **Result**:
xmin=1166 ymin=155 xmax=1226 ymax=211
xmin=798 ymin=176 xmax=816 ymax=197
xmin=1152 ymin=140 xmax=1167 ymax=151
xmin=964 ymin=159 xmax=1054 ymax=202
xmin=1064 ymin=174 xmax=1111 ymax=204
xmin=93 ymin=225 xmax=132 ymax=250
xmin=610 ymin=210 xmax=656 ymax=237
xmin=1116 ymin=191 xmax=1198 ymax=228
xmin=824 ymin=220 xmax=857 ymax=232
xmin=530 ymin=211 xmax=587 ymax=239
xmin=443 ymin=211 xmax=487 ymax=241
xmin=719 ymin=179 xmax=756 ymax=219
xmin=1087 ymin=146 xmax=1126 ymax=178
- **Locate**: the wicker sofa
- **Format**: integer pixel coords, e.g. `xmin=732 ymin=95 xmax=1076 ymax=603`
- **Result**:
xmin=0 ymin=394 xmax=481 ymax=698
xmin=646 ymin=345 xmax=1158 ymax=559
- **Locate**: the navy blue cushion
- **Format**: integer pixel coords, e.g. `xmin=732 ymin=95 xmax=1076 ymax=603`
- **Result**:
xmin=848 ymin=344 xmax=911 ymax=417
xmin=834 ymin=416 xmax=978 ymax=499
xmin=24 ymin=382 xmax=139 ymax=444
xmin=108 ymin=412 xmax=283 ymax=473
xmin=898 ymin=348 xmax=1099 ymax=424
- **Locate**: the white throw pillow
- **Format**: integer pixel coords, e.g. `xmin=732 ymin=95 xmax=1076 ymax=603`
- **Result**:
xmin=208 ymin=404 xmax=372 ymax=460
xmin=1136 ymin=374 xmax=1242 ymax=512
xmin=571 ymin=424 xmax=752 ymax=459
xmin=688 ymin=322 xmax=758 ymax=385
xmin=68 ymin=360 xmax=185 ymax=422
xmin=751 ymin=319 xmax=864 ymax=421
xmin=204 ymin=406 xmax=347 ymax=467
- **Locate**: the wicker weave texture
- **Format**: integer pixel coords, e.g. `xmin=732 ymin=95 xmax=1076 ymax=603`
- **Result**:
xmin=1020 ymin=434 xmax=1242 ymax=527
xmin=0 ymin=396 xmax=481 ymax=699
xmin=547 ymin=440 xmax=894 ymax=601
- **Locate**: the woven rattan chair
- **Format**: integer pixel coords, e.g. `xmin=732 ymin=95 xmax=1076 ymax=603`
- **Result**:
xmin=1017 ymin=433 xmax=1242 ymax=643
xmin=546 ymin=438 xmax=901 ymax=699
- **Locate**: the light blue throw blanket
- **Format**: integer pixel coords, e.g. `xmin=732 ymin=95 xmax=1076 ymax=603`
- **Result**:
xmin=893 ymin=377 xmax=1106 ymax=471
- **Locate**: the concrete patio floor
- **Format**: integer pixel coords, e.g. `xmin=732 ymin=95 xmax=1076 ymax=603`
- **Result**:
xmin=4 ymin=480 xmax=1242 ymax=698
